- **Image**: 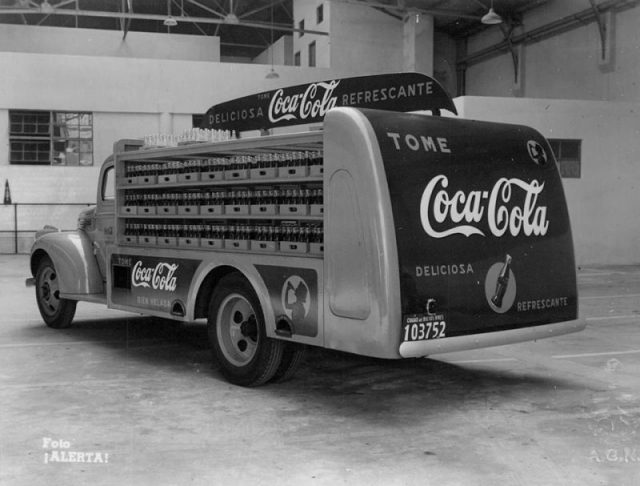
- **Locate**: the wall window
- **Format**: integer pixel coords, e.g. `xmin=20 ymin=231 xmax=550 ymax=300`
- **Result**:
xmin=298 ymin=19 xmax=304 ymax=37
xmin=308 ymin=41 xmax=316 ymax=67
xmin=9 ymin=110 xmax=94 ymax=166
xmin=548 ymin=139 xmax=581 ymax=178
xmin=294 ymin=51 xmax=301 ymax=66
xmin=316 ymin=4 xmax=324 ymax=24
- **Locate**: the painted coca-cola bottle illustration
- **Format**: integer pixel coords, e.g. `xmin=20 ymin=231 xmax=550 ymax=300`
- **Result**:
xmin=491 ymin=254 xmax=512 ymax=308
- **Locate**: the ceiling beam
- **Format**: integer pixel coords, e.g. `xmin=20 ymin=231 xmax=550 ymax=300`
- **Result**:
xmin=239 ymin=0 xmax=288 ymax=20
xmin=0 ymin=7 xmax=329 ymax=35
xmin=184 ymin=0 xmax=225 ymax=19
xmin=332 ymin=0 xmax=482 ymax=20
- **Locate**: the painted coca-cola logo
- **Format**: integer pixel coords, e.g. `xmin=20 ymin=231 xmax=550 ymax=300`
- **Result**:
xmin=420 ymin=175 xmax=549 ymax=238
xmin=132 ymin=261 xmax=179 ymax=292
xmin=268 ymin=80 xmax=339 ymax=123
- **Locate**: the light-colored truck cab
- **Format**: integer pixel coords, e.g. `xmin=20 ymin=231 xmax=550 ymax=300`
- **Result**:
xmin=27 ymin=74 xmax=586 ymax=386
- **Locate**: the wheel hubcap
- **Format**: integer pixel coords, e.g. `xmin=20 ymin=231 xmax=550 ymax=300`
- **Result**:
xmin=217 ymin=294 xmax=259 ymax=367
xmin=38 ymin=267 xmax=60 ymax=316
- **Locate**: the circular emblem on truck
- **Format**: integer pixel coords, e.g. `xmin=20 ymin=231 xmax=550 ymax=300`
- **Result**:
xmin=281 ymin=275 xmax=310 ymax=322
xmin=484 ymin=255 xmax=516 ymax=314
xmin=527 ymin=140 xmax=548 ymax=166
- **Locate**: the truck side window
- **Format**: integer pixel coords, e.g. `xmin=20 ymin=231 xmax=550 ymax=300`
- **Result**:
xmin=102 ymin=166 xmax=115 ymax=201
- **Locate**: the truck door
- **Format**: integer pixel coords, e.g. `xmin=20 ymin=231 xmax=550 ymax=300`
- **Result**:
xmin=91 ymin=160 xmax=115 ymax=280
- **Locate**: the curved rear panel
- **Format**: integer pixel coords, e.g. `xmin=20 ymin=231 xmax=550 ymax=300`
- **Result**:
xmin=361 ymin=109 xmax=578 ymax=342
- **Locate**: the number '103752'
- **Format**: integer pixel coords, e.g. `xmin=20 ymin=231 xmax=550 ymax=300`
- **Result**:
xmin=404 ymin=321 xmax=446 ymax=342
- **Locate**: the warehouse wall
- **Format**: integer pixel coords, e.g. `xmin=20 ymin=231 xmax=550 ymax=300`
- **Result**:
xmin=329 ymin=1 xmax=403 ymax=74
xmin=293 ymin=0 xmax=331 ymax=68
xmin=293 ymin=0 xmax=403 ymax=73
xmin=0 ymin=12 xmax=401 ymax=252
xmin=0 ymin=24 xmax=220 ymax=62
xmin=464 ymin=1 xmax=640 ymax=101
xmin=0 ymin=49 xmax=338 ymax=186
xmin=454 ymin=96 xmax=640 ymax=266
xmin=252 ymin=35 xmax=293 ymax=66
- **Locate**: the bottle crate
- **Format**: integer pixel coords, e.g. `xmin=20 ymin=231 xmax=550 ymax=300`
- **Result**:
xmin=139 ymin=235 xmax=158 ymax=245
xmin=280 ymin=204 xmax=308 ymax=216
xmin=250 ymin=240 xmax=279 ymax=252
xmin=225 ymin=204 xmax=250 ymax=216
xmin=250 ymin=167 xmax=278 ymax=179
xmin=178 ymin=172 xmax=200 ymax=183
xmin=225 ymin=168 xmax=249 ymax=180
xmin=177 ymin=205 xmax=199 ymax=216
xmin=201 ymin=238 xmax=224 ymax=250
xmin=158 ymin=174 xmax=177 ymax=184
xmin=278 ymin=166 xmax=309 ymax=178
xmin=138 ymin=206 xmax=156 ymax=216
xmin=200 ymin=205 xmax=224 ymax=216
xmin=158 ymin=236 xmax=178 ymax=247
xmin=225 ymin=239 xmax=250 ymax=251
xmin=280 ymin=241 xmax=309 ymax=254
xmin=250 ymin=204 xmax=278 ymax=216
xmin=157 ymin=206 xmax=177 ymax=216
xmin=179 ymin=237 xmax=200 ymax=248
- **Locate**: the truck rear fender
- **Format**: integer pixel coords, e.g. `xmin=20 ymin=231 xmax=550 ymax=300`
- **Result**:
xmin=192 ymin=264 xmax=275 ymax=331
xmin=30 ymin=231 xmax=104 ymax=295
xmin=193 ymin=265 xmax=237 ymax=319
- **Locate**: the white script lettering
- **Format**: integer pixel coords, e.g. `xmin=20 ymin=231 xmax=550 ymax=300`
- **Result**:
xmin=420 ymin=175 xmax=549 ymax=238
xmin=269 ymin=81 xmax=339 ymax=123
xmin=132 ymin=261 xmax=179 ymax=292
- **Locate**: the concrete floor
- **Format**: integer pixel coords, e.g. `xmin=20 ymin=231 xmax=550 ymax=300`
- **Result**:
xmin=1 ymin=254 xmax=640 ymax=486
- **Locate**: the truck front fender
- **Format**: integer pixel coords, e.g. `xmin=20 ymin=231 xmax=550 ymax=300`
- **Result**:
xmin=30 ymin=231 xmax=104 ymax=296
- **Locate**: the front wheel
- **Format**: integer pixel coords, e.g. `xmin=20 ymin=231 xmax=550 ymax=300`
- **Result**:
xmin=35 ymin=256 xmax=77 ymax=329
xmin=208 ymin=274 xmax=284 ymax=386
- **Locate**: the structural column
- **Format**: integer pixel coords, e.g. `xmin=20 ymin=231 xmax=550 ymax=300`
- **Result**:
xmin=159 ymin=111 xmax=173 ymax=134
xmin=403 ymin=13 xmax=434 ymax=75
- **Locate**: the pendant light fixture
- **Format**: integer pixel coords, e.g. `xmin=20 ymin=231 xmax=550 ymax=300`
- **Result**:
xmin=265 ymin=2 xmax=279 ymax=79
xmin=481 ymin=0 xmax=503 ymax=25
xmin=163 ymin=0 xmax=178 ymax=27
xmin=40 ymin=0 xmax=54 ymax=14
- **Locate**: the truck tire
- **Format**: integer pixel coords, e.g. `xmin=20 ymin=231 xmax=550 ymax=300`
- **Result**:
xmin=270 ymin=344 xmax=306 ymax=383
xmin=35 ymin=256 xmax=77 ymax=329
xmin=208 ymin=273 xmax=284 ymax=386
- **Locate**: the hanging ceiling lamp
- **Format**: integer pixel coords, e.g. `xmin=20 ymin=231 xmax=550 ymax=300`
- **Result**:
xmin=163 ymin=16 xmax=178 ymax=26
xmin=40 ymin=0 xmax=54 ymax=14
xmin=481 ymin=0 xmax=503 ymax=25
xmin=265 ymin=3 xmax=279 ymax=79
xmin=163 ymin=0 xmax=178 ymax=27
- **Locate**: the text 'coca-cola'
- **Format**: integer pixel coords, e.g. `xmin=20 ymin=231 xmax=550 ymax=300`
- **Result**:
xmin=420 ymin=175 xmax=550 ymax=238
xmin=132 ymin=261 xmax=179 ymax=292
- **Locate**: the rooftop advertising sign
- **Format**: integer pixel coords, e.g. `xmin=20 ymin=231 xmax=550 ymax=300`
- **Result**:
xmin=201 ymin=72 xmax=457 ymax=132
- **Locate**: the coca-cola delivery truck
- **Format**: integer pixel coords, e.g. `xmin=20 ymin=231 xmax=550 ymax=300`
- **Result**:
xmin=27 ymin=74 xmax=585 ymax=386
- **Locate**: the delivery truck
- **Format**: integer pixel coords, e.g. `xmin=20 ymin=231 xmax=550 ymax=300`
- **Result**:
xmin=27 ymin=73 xmax=585 ymax=386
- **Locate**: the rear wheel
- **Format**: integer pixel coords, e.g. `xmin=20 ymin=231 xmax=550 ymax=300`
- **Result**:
xmin=35 ymin=256 xmax=77 ymax=329
xmin=271 ymin=344 xmax=306 ymax=383
xmin=208 ymin=274 xmax=284 ymax=386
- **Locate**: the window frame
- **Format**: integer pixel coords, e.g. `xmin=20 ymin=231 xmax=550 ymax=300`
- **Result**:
xmin=308 ymin=41 xmax=316 ymax=67
xmin=548 ymin=138 xmax=582 ymax=179
xmin=9 ymin=109 xmax=94 ymax=166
